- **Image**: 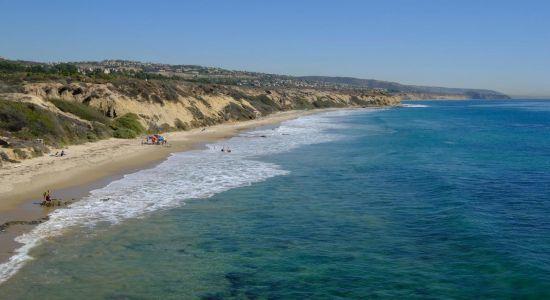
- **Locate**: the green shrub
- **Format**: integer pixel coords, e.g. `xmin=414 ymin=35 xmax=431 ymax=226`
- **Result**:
xmin=49 ymin=98 xmax=111 ymax=124
xmin=313 ymin=97 xmax=343 ymax=108
xmin=113 ymin=128 xmax=138 ymax=139
xmin=0 ymin=60 xmax=25 ymax=72
xmin=222 ymin=103 xmax=256 ymax=120
xmin=245 ymin=94 xmax=279 ymax=114
xmin=86 ymin=132 xmax=98 ymax=141
xmin=226 ymin=89 xmax=249 ymax=100
xmin=293 ymin=97 xmax=314 ymax=109
xmin=51 ymin=63 xmax=79 ymax=76
xmin=350 ymin=96 xmax=370 ymax=106
xmin=0 ymin=100 xmax=66 ymax=144
xmin=92 ymin=122 xmax=113 ymax=139
xmin=0 ymin=100 xmax=105 ymax=146
xmin=187 ymin=105 xmax=205 ymax=120
xmin=110 ymin=113 xmax=145 ymax=139
xmin=196 ymin=96 xmax=212 ymax=108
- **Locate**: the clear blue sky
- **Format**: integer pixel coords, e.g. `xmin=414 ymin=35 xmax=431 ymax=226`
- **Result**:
xmin=1 ymin=0 xmax=549 ymax=97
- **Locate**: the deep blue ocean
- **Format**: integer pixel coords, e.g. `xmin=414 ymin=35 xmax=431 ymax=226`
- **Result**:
xmin=1 ymin=100 xmax=550 ymax=299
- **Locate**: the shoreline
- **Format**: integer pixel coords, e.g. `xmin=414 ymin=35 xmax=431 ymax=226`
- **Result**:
xmin=0 ymin=108 xmax=338 ymax=265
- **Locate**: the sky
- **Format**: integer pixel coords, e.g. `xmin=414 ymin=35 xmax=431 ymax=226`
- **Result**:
xmin=0 ymin=0 xmax=549 ymax=97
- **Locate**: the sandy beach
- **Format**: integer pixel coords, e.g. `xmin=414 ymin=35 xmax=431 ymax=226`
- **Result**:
xmin=0 ymin=109 xmax=330 ymax=263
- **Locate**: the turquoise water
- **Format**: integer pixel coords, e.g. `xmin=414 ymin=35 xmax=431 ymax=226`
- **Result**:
xmin=1 ymin=100 xmax=550 ymax=299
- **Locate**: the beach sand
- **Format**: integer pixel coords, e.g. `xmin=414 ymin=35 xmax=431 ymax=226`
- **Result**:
xmin=0 ymin=109 xmax=329 ymax=263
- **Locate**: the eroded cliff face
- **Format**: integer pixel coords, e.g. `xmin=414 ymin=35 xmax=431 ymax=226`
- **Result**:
xmin=20 ymin=79 xmax=402 ymax=130
xmin=0 ymin=79 xmax=404 ymax=163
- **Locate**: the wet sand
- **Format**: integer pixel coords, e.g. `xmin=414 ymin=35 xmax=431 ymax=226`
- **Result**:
xmin=0 ymin=109 xmax=333 ymax=263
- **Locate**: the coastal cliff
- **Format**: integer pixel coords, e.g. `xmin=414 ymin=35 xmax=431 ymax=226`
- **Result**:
xmin=0 ymin=57 xmax=511 ymax=164
xmin=21 ymin=80 xmax=402 ymax=127
xmin=0 ymin=79 xmax=400 ymax=163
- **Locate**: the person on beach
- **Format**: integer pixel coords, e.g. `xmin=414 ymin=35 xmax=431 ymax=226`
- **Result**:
xmin=60 ymin=150 xmax=65 ymax=157
xmin=45 ymin=190 xmax=51 ymax=202
xmin=221 ymin=146 xmax=231 ymax=153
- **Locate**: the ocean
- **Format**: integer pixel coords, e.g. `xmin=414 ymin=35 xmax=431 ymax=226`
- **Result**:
xmin=1 ymin=100 xmax=550 ymax=299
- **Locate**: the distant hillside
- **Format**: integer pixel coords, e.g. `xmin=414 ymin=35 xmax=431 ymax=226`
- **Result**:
xmin=298 ymin=76 xmax=510 ymax=99
xmin=0 ymin=57 xmax=510 ymax=99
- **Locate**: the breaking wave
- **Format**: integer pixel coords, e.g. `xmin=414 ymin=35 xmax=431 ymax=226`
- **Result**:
xmin=402 ymin=104 xmax=429 ymax=108
xmin=0 ymin=109 xmax=376 ymax=284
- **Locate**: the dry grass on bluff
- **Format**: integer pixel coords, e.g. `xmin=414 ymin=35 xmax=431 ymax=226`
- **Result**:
xmin=0 ymin=98 xmax=146 ymax=162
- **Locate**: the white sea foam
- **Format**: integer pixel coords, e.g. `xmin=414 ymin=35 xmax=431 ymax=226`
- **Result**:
xmin=402 ymin=104 xmax=429 ymax=108
xmin=0 ymin=109 xmax=373 ymax=284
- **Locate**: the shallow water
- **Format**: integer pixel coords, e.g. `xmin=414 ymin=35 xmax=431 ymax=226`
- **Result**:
xmin=1 ymin=100 xmax=550 ymax=299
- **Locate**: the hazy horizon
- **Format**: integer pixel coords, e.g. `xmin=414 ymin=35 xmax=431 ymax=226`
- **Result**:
xmin=1 ymin=0 xmax=549 ymax=97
